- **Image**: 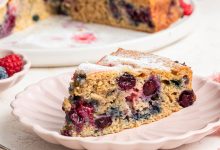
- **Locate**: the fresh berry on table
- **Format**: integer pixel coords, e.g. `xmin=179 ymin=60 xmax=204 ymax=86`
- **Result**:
xmin=0 ymin=54 xmax=24 ymax=78
xmin=179 ymin=0 xmax=193 ymax=16
xmin=0 ymin=67 xmax=8 ymax=80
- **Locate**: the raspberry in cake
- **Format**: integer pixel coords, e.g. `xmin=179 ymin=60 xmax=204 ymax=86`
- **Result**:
xmin=61 ymin=48 xmax=196 ymax=137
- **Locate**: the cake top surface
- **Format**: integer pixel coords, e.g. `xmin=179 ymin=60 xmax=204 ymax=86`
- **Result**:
xmin=77 ymin=48 xmax=186 ymax=74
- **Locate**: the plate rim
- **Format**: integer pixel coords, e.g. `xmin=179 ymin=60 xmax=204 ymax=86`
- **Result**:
xmin=11 ymin=73 xmax=220 ymax=145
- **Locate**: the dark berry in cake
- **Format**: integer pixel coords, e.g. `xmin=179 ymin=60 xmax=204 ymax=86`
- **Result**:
xmin=125 ymin=93 xmax=137 ymax=102
xmin=73 ymin=71 xmax=87 ymax=86
xmin=117 ymin=72 xmax=136 ymax=91
xmin=0 ymin=5 xmax=16 ymax=38
xmin=122 ymin=2 xmax=154 ymax=28
xmin=109 ymin=0 xmax=121 ymax=19
xmin=149 ymin=101 xmax=161 ymax=114
xmin=68 ymin=83 xmax=74 ymax=92
xmin=77 ymin=102 xmax=94 ymax=123
xmin=69 ymin=110 xmax=84 ymax=132
xmin=151 ymin=93 xmax=160 ymax=101
xmin=183 ymin=75 xmax=189 ymax=85
xmin=143 ymin=76 xmax=160 ymax=96
xmin=133 ymin=112 xmax=141 ymax=120
xmin=0 ymin=67 xmax=8 ymax=80
xmin=67 ymin=98 xmax=95 ymax=132
xmin=107 ymin=107 xmax=121 ymax=118
xmin=32 ymin=14 xmax=40 ymax=22
xmin=133 ymin=111 xmax=150 ymax=120
xmin=178 ymin=90 xmax=196 ymax=107
xmin=61 ymin=129 xmax=72 ymax=136
xmin=171 ymin=79 xmax=182 ymax=87
xmin=95 ymin=116 xmax=112 ymax=129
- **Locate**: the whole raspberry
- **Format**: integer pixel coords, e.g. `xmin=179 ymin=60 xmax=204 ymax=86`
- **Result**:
xmin=179 ymin=0 xmax=193 ymax=16
xmin=0 ymin=67 xmax=8 ymax=80
xmin=0 ymin=54 xmax=24 ymax=77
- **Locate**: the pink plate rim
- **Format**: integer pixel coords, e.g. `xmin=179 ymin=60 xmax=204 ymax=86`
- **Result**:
xmin=10 ymin=73 xmax=220 ymax=145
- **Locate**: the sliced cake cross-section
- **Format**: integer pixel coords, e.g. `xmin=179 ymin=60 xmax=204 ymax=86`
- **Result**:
xmin=61 ymin=48 xmax=196 ymax=137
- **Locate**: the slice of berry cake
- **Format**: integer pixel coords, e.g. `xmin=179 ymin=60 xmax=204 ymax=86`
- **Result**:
xmin=61 ymin=48 xmax=196 ymax=137
xmin=62 ymin=0 xmax=183 ymax=33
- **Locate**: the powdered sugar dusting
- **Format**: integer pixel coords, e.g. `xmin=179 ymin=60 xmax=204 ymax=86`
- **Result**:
xmin=78 ymin=63 xmax=134 ymax=74
xmin=78 ymin=54 xmax=171 ymax=74
xmin=101 ymin=55 xmax=170 ymax=71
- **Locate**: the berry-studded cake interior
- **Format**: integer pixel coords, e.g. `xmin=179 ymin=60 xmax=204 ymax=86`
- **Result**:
xmin=61 ymin=49 xmax=196 ymax=137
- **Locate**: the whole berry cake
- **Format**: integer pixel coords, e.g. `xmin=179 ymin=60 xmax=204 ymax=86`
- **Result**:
xmin=63 ymin=0 xmax=183 ymax=33
xmin=0 ymin=0 xmax=193 ymax=38
xmin=61 ymin=48 xmax=196 ymax=137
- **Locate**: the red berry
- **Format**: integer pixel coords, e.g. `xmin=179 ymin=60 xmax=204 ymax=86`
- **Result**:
xmin=117 ymin=73 xmax=136 ymax=91
xmin=125 ymin=93 xmax=137 ymax=102
xmin=143 ymin=78 xmax=159 ymax=96
xmin=179 ymin=0 xmax=193 ymax=16
xmin=178 ymin=90 xmax=196 ymax=107
xmin=95 ymin=116 xmax=112 ymax=129
xmin=0 ymin=54 xmax=24 ymax=76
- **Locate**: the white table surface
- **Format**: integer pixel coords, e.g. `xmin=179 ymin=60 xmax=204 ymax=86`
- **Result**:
xmin=1 ymin=0 xmax=220 ymax=149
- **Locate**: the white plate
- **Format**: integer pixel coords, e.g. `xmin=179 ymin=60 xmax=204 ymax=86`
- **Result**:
xmin=11 ymin=73 xmax=220 ymax=150
xmin=0 ymin=1 xmax=198 ymax=67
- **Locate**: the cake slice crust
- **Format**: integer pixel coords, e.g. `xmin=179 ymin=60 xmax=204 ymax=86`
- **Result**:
xmin=61 ymin=49 xmax=196 ymax=137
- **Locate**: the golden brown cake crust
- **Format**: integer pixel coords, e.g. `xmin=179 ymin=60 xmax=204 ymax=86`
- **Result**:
xmin=61 ymin=49 xmax=196 ymax=137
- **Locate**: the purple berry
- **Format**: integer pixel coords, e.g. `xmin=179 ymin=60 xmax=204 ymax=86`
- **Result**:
xmin=178 ymin=90 xmax=196 ymax=108
xmin=61 ymin=129 xmax=72 ymax=136
xmin=117 ymin=73 xmax=136 ymax=91
xmin=95 ymin=116 xmax=112 ymax=129
xmin=143 ymin=77 xmax=160 ymax=96
xmin=77 ymin=102 xmax=94 ymax=123
xmin=125 ymin=93 xmax=137 ymax=102
xmin=183 ymin=75 xmax=189 ymax=85
xmin=122 ymin=3 xmax=154 ymax=28
xmin=109 ymin=0 xmax=121 ymax=19
xmin=0 ymin=5 xmax=16 ymax=38
xmin=69 ymin=111 xmax=84 ymax=132
xmin=67 ymin=98 xmax=95 ymax=133
xmin=73 ymin=71 xmax=86 ymax=86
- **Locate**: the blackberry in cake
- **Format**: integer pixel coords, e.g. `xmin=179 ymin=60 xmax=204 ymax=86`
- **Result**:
xmin=0 ymin=0 xmax=192 ymax=38
xmin=61 ymin=48 xmax=196 ymax=137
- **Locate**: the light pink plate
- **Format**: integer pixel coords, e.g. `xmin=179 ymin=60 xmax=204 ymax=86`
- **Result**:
xmin=11 ymin=73 xmax=220 ymax=150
